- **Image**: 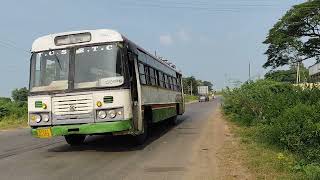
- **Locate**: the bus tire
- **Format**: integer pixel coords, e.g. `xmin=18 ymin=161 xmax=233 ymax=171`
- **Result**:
xmin=133 ymin=108 xmax=150 ymax=145
xmin=169 ymin=115 xmax=179 ymax=125
xmin=133 ymin=118 xmax=148 ymax=145
xmin=65 ymin=135 xmax=86 ymax=146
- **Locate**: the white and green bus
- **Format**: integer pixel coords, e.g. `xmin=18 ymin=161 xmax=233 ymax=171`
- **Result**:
xmin=28 ymin=29 xmax=185 ymax=145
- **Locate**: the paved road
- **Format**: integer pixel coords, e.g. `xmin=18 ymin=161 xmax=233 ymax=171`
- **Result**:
xmin=0 ymin=99 xmax=220 ymax=180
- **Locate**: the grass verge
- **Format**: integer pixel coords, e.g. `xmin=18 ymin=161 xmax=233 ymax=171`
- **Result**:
xmin=225 ymin=115 xmax=307 ymax=179
xmin=0 ymin=116 xmax=27 ymax=130
xmin=184 ymin=94 xmax=198 ymax=103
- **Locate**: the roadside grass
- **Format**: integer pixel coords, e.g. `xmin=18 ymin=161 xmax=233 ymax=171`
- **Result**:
xmin=0 ymin=116 xmax=28 ymax=130
xmin=214 ymin=91 xmax=223 ymax=95
xmin=184 ymin=94 xmax=198 ymax=103
xmin=226 ymin=115 xmax=307 ymax=180
xmin=222 ymin=80 xmax=320 ymax=179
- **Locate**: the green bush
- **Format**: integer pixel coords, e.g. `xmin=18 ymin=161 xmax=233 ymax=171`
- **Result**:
xmin=0 ymin=98 xmax=27 ymax=124
xmin=267 ymin=104 xmax=320 ymax=162
xmin=223 ymin=80 xmax=320 ymax=176
xmin=223 ymin=80 xmax=300 ymax=125
xmin=0 ymin=106 xmax=9 ymax=118
xmin=303 ymin=164 xmax=320 ymax=180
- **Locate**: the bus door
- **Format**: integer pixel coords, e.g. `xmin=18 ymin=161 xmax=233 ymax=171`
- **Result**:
xmin=128 ymin=52 xmax=143 ymax=133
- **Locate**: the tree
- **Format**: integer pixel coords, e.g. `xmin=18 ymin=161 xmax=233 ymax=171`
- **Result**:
xmin=183 ymin=76 xmax=201 ymax=95
xmin=265 ymin=63 xmax=310 ymax=83
xmin=202 ymin=81 xmax=213 ymax=91
xmin=263 ymin=1 xmax=320 ymax=68
xmin=183 ymin=77 xmax=214 ymax=95
xmin=11 ymin=87 xmax=28 ymax=102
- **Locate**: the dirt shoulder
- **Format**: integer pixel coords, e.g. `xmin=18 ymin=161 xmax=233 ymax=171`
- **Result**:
xmin=185 ymin=106 xmax=253 ymax=180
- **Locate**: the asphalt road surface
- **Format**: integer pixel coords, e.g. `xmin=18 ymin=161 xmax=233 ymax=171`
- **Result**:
xmin=0 ymin=99 xmax=220 ymax=180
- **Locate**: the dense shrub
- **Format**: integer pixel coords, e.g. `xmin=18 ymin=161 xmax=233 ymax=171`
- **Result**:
xmin=268 ymin=104 xmax=320 ymax=162
xmin=223 ymin=80 xmax=320 ymax=165
xmin=0 ymin=98 xmax=27 ymax=121
xmin=0 ymin=106 xmax=9 ymax=118
xmin=223 ymin=80 xmax=300 ymax=125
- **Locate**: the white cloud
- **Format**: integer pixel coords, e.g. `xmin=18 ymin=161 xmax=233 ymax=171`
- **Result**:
xmin=159 ymin=34 xmax=173 ymax=46
xmin=159 ymin=29 xmax=192 ymax=45
xmin=177 ymin=29 xmax=191 ymax=41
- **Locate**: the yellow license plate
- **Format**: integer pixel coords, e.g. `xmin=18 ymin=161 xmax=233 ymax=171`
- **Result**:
xmin=37 ymin=128 xmax=52 ymax=138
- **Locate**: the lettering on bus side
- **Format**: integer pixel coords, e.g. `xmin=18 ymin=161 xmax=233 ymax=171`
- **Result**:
xmin=76 ymin=45 xmax=113 ymax=54
xmin=36 ymin=45 xmax=114 ymax=57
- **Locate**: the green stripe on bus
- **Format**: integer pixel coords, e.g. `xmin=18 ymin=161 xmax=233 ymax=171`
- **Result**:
xmin=31 ymin=120 xmax=132 ymax=138
xmin=152 ymin=107 xmax=177 ymax=123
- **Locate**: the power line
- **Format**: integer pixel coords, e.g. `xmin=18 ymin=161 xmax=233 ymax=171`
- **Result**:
xmin=114 ymin=0 xmax=295 ymax=10
xmin=122 ymin=0 xmax=283 ymax=8
xmin=0 ymin=39 xmax=29 ymax=55
xmin=112 ymin=0 xmax=320 ymax=13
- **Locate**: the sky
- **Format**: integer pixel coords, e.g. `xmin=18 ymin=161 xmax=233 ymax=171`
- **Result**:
xmin=0 ymin=0 xmax=305 ymax=97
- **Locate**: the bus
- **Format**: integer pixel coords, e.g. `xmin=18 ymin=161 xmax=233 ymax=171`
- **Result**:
xmin=28 ymin=29 xmax=185 ymax=145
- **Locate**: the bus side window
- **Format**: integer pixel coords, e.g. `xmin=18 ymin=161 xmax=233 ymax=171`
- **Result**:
xmin=159 ymin=72 xmax=165 ymax=88
xmin=176 ymin=75 xmax=181 ymax=91
xmin=144 ymin=65 xmax=150 ymax=85
xmin=149 ymin=67 xmax=156 ymax=86
xmin=169 ymin=77 xmax=174 ymax=90
xmin=165 ymin=75 xmax=170 ymax=89
xmin=155 ymin=70 xmax=159 ymax=86
xmin=138 ymin=63 xmax=146 ymax=84
xmin=173 ymin=77 xmax=177 ymax=91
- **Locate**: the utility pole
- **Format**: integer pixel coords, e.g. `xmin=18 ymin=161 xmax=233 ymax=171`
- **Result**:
xmin=190 ymin=81 xmax=193 ymax=96
xmin=296 ymin=61 xmax=301 ymax=84
xmin=248 ymin=61 xmax=251 ymax=81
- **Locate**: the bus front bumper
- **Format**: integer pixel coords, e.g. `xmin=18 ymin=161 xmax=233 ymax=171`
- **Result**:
xmin=31 ymin=120 xmax=132 ymax=138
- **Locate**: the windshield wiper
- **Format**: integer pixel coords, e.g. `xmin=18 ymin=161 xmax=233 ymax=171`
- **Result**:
xmin=53 ymin=54 xmax=62 ymax=70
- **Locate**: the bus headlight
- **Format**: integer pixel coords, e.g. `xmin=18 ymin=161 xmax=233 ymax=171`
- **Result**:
xmin=41 ymin=114 xmax=50 ymax=122
xmin=96 ymin=108 xmax=123 ymax=120
xmin=30 ymin=114 xmax=42 ymax=123
xmin=108 ymin=110 xmax=116 ymax=119
xmin=97 ymin=110 xmax=107 ymax=119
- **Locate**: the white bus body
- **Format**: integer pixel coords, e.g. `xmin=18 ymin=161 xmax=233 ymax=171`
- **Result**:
xmin=28 ymin=29 xmax=184 ymax=145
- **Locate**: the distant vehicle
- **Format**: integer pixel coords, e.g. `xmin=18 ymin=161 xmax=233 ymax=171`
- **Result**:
xmin=28 ymin=29 xmax=185 ymax=145
xmin=199 ymin=95 xmax=207 ymax=102
xmin=198 ymin=86 xmax=209 ymax=102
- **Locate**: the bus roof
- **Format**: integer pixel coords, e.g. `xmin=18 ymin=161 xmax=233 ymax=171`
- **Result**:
xmin=31 ymin=29 xmax=123 ymax=52
xmin=31 ymin=29 xmax=181 ymax=74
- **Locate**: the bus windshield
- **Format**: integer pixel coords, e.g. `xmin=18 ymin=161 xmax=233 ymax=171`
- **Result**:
xmin=74 ymin=44 xmax=123 ymax=89
xmin=30 ymin=49 xmax=70 ymax=92
xmin=30 ymin=44 xmax=124 ymax=92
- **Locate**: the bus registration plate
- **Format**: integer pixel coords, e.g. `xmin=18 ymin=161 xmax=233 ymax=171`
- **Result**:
xmin=37 ymin=128 xmax=52 ymax=138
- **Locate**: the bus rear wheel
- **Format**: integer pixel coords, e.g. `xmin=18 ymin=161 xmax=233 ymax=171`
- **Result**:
xmin=65 ymin=135 xmax=86 ymax=146
xmin=169 ymin=115 xmax=179 ymax=125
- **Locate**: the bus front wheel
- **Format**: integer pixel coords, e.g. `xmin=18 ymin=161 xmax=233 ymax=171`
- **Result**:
xmin=133 ymin=116 xmax=149 ymax=145
xmin=65 ymin=135 xmax=86 ymax=146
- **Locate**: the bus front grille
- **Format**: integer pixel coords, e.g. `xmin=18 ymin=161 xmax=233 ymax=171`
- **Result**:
xmin=52 ymin=94 xmax=93 ymax=120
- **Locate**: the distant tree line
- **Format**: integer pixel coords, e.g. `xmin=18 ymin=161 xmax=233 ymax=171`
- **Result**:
xmin=182 ymin=76 xmax=213 ymax=95
xmin=264 ymin=64 xmax=310 ymax=83
xmin=0 ymin=87 xmax=28 ymax=119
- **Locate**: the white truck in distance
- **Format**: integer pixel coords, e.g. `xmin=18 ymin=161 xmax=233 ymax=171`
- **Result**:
xmin=198 ymin=86 xmax=209 ymax=102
